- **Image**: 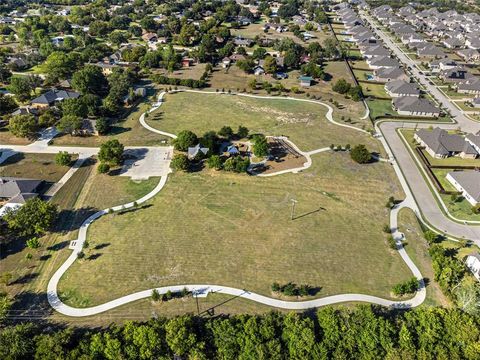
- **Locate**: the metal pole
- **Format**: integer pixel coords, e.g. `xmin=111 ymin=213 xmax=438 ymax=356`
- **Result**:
xmin=291 ymin=199 xmax=297 ymax=220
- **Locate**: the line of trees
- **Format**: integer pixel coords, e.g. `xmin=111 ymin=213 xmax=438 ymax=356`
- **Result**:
xmin=1 ymin=306 xmax=479 ymax=359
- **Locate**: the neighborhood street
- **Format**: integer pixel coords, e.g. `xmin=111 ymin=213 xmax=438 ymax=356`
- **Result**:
xmin=361 ymin=11 xmax=480 ymax=133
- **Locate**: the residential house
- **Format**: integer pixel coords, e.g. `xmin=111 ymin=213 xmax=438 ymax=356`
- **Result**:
xmin=465 ymin=252 xmax=480 ymax=281
xmin=466 ymin=133 xmax=480 ymax=153
xmin=374 ymin=67 xmax=408 ymax=82
xmin=429 ymin=59 xmax=457 ymax=73
xmin=414 ymin=127 xmax=478 ymax=158
xmin=455 ymin=78 xmax=480 ymax=95
xmin=385 ymin=80 xmax=420 ymax=97
xmin=367 ymin=56 xmax=400 ymax=69
xmin=142 ymin=32 xmax=158 ymax=43
xmin=0 ymin=177 xmax=42 ymax=217
xmin=361 ymin=45 xmax=390 ymax=59
xmin=31 ymin=89 xmax=80 ymax=109
xmin=456 ymin=49 xmax=480 ymax=62
xmin=446 ymin=171 xmax=480 ymax=206
xmin=392 ymin=97 xmax=440 ymax=117
xmin=441 ymin=67 xmax=471 ymax=83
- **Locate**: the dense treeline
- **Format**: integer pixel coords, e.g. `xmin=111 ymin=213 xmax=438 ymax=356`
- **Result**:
xmin=1 ymin=306 xmax=479 ymax=359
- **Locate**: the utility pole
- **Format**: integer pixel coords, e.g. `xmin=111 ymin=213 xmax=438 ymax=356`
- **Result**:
xmin=290 ymin=199 xmax=297 ymax=220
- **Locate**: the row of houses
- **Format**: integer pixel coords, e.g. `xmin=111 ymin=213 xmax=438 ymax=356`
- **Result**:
xmin=335 ymin=5 xmax=441 ymax=117
xmin=371 ymin=5 xmax=480 ymax=105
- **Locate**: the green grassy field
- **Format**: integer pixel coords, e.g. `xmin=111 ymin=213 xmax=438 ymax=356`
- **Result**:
xmin=58 ymin=152 xmax=411 ymax=307
xmin=147 ymin=92 xmax=378 ymax=152
xmin=361 ymin=83 xmax=390 ymax=99
xmin=366 ymin=99 xmax=393 ymax=119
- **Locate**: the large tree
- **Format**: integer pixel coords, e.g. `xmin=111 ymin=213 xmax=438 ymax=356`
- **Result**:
xmin=71 ymin=65 xmax=108 ymax=95
xmin=350 ymin=144 xmax=372 ymax=164
xmin=4 ymin=198 xmax=57 ymax=236
xmin=98 ymin=139 xmax=124 ymax=166
xmin=7 ymin=76 xmax=34 ymax=102
xmin=8 ymin=114 xmax=37 ymax=138
xmin=173 ymin=130 xmax=198 ymax=151
xmin=57 ymin=115 xmax=82 ymax=134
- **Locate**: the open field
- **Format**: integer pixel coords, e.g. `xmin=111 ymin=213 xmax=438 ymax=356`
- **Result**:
xmin=147 ymin=92 xmax=378 ymax=152
xmin=398 ymin=209 xmax=450 ymax=307
xmin=58 ymin=152 xmax=410 ymax=307
xmin=2 ymin=159 xmax=161 ymax=316
xmin=0 ymin=153 xmax=74 ymax=183
xmin=230 ymin=21 xmax=330 ymax=45
xmin=51 ymin=98 xmax=170 ymax=147
xmin=207 ymin=61 xmax=371 ymax=129
xmin=152 ymin=63 xmax=206 ymax=80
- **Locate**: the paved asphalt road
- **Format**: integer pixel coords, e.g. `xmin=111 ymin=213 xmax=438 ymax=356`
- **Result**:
xmin=361 ymin=11 xmax=480 ymax=133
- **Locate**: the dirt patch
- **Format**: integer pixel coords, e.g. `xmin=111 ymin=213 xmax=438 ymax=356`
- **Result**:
xmin=253 ymin=138 xmax=307 ymax=175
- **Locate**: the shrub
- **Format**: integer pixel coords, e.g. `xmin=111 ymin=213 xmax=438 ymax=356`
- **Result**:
xmin=207 ymin=155 xmax=223 ymax=170
xmin=55 ymin=151 xmax=72 ymax=166
xmin=387 ymin=236 xmax=397 ymax=250
xmin=171 ymin=154 xmax=189 ymax=171
xmin=151 ymin=289 xmax=161 ymax=302
xmin=383 ymin=224 xmax=391 ymax=233
xmin=350 ymin=144 xmax=372 ymax=164
xmin=97 ymin=162 xmax=110 ymax=174
xmin=26 ymin=237 xmax=40 ymax=249
xmin=392 ymin=277 xmax=419 ymax=296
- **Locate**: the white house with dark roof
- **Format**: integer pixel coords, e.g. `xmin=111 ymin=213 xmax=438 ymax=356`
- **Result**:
xmin=414 ymin=128 xmax=479 ymax=159
xmin=385 ymin=80 xmax=420 ymax=97
xmin=392 ymin=97 xmax=440 ymax=117
xmin=446 ymin=171 xmax=480 ymax=206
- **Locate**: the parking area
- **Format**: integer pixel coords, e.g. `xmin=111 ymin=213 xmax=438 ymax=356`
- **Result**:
xmin=120 ymin=147 xmax=173 ymax=180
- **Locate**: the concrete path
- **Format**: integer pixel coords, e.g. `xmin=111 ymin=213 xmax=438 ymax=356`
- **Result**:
xmin=44 ymin=155 xmax=89 ymax=198
xmin=44 ymin=91 xmax=428 ymax=317
xmin=47 ymin=172 xmax=425 ymax=316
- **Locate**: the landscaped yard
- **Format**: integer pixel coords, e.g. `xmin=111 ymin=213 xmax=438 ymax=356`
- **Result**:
xmin=58 ymin=152 xmax=411 ymax=307
xmin=366 ymin=98 xmax=393 ymax=119
xmin=147 ymin=92 xmax=378 ymax=152
xmin=361 ymin=82 xmax=390 ymax=99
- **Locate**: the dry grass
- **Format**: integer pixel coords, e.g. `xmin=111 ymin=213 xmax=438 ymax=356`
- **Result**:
xmin=0 ymin=153 xmax=74 ymax=183
xmin=207 ymin=61 xmax=371 ymax=129
xmin=147 ymin=91 xmax=378 ymax=153
xmin=58 ymin=153 xmax=410 ymax=307
xmin=0 ymin=128 xmax=32 ymax=145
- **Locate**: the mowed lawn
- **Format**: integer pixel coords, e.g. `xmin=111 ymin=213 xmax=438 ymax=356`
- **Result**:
xmin=147 ymin=92 xmax=379 ymax=153
xmin=58 ymin=153 xmax=411 ymax=307
xmin=0 ymin=153 xmax=74 ymax=183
